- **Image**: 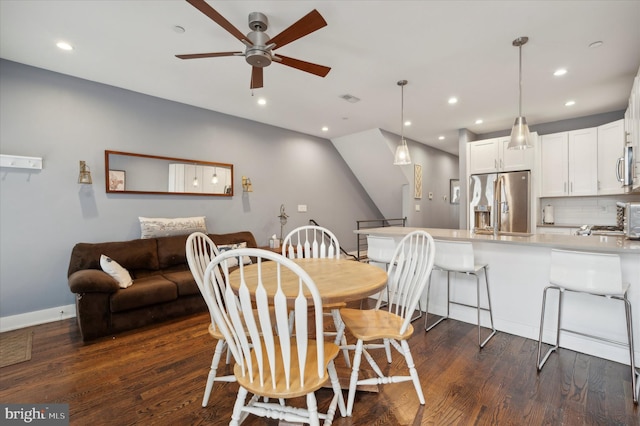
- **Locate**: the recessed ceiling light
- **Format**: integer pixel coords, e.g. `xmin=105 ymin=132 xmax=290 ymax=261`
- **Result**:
xmin=448 ymin=97 xmax=458 ymax=105
xmin=173 ymin=25 xmax=185 ymax=34
xmin=56 ymin=41 xmax=73 ymax=51
xmin=321 ymin=126 xmax=328 ymax=132
xmin=438 ymin=136 xmax=445 ymax=140
xmin=475 ymin=119 xmax=483 ymax=124
xmin=553 ymin=68 xmax=567 ymax=76
xmin=404 ymin=120 xmax=411 ymax=127
xmin=565 ymin=100 xmax=576 ymax=106
xmin=589 ymin=41 xmax=604 ymax=48
xmin=257 ymin=98 xmax=267 ymax=106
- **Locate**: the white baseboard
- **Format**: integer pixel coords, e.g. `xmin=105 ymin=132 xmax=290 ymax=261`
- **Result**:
xmin=0 ymin=304 xmax=76 ymax=333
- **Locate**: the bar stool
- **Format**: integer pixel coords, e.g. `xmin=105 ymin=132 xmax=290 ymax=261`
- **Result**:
xmin=537 ymin=249 xmax=639 ymax=404
xmin=367 ymin=235 xmax=422 ymax=320
xmin=424 ymin=239 xmax=496 ymax=348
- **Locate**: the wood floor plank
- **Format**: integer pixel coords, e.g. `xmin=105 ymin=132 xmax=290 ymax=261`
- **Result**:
xmin=0 ymin=310 xmax=638 ymax=425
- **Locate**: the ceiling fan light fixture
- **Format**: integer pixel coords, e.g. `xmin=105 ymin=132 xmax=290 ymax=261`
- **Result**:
xmin=393 ymin=80 xmax=411 ymax=165
xmin=508 ymin=36 xmax=532 ymax=150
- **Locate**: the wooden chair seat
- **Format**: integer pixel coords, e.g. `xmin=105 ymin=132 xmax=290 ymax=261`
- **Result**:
xmin=235 ymin=339 xmax=340 ymax=399
xmin=340 ymin=308 xmax=413 ymax=341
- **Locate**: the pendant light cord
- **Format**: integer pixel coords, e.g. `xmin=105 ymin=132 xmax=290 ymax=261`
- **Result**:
xmin=518 ymin=43 xmax=523 ymax=117
xmin=400 ymin=83 xmax=404 ymax=140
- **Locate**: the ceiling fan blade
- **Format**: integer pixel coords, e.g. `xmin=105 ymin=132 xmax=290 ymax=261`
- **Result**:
xmin=268 ymin=9 xmax=327 ymax=50
xmin=175 ymin=51 xmax=242 ymax=59
xmin=251 ymin=67 xmax=264 ymax=89
xmin=186 ymin=0 xmax=251 ymax=45
xmin=275 ymin=54 xmax=331 ymax=77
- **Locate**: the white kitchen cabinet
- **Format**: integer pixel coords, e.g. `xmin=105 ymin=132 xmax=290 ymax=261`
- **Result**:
xmin=540 ymin=128 xmax=597 ymax=197
xmin=540 ymin=133 xmax=569 ymax=196
xmin=468 ymin=135 xmax=535 ymax=174
xmin=597 ymin=119 xmax=625 ymax=195
xmin=626 ymin=71 xmax=640 ymax=192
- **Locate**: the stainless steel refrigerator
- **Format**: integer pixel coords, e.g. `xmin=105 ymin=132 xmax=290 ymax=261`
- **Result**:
xmin=469 ymin=171 xmax=531 ymax=234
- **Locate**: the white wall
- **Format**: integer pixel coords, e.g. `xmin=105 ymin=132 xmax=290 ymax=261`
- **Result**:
xmin=0 ymin=59 xmax=383 ymax=319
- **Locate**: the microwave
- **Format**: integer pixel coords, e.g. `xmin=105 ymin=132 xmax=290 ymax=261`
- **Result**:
xmin=624 ymin=202 xmax=640 ymax=239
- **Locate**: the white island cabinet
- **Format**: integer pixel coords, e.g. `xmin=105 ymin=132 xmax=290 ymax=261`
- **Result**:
xmin=356 ymin=226 xmax=640 ymax=366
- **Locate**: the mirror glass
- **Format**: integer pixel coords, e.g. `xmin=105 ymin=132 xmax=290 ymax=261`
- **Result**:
xmin=105 ymin=150 xmax=233 ymax=196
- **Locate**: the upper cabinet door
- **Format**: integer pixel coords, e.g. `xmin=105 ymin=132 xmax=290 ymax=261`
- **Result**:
xmin=540 ymin=132 xmax=569 ymax=197
xmin=597 ymin=119 xmax=625 ymax=195
xmin=499 ymin=135 xmax=536 ymax=172
xmin=568 ymin=127 xmax=598 ymax=196
xmin=468 ymin=138 xmax=499 ymax=174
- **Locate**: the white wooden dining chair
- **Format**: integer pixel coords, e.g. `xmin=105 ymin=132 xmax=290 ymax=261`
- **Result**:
xmin=186 ymin=232 xmax=235 ymax=407
xmin=203 ymin=248 xmax=346 ymax=425
xmin=339 ymin=230 xmax=435 ymax=416
xmin=282 ymin=225 xmax=351 ymax=367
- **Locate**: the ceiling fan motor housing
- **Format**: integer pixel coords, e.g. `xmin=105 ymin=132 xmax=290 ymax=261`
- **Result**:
xmin=245 ymin=12 xmax=272 ymax=67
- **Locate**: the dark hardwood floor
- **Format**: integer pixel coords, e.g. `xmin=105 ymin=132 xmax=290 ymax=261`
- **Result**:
xmin=1 ymin=307 xmax=638 ymax=425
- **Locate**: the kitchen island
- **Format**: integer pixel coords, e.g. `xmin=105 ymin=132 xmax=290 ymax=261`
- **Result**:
xmin=355 ymin=227 xmax=640 ymax=365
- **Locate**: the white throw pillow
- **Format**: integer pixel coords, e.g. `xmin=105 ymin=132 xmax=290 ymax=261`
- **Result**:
xmin=100 ymin=255 xmax=133 ymax=288
xmin=217 ymin=242 xmax=252 ymax=267
xmin=139 ymin=216 xmax=207 ymax=239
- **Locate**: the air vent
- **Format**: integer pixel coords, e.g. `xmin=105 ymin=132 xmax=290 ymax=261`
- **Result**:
xmin=340 ymin=94 xmax=361 ymax=103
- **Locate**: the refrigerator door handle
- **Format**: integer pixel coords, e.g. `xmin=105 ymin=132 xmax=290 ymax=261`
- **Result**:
xmin=493 ymin=176 xmax=503 ymax=234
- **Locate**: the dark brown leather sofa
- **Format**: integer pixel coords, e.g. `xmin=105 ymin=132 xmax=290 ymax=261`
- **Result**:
xmin=67 ymin=231 xmax=257 ymax=341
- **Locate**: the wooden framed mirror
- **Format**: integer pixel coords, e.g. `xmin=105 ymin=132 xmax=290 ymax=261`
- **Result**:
xmin=105 ymin=150 xmax=234 ymax=196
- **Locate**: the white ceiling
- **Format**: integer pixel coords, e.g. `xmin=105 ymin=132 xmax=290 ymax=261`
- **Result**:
xmin=1 ymin=1 xmax=639 ymax=155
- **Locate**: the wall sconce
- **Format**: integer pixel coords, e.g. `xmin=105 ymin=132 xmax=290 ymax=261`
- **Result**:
xmin=242 ymin=176 xmax=253 ymax=192
xmin=78 ymin=161 xmax=93 ymax=184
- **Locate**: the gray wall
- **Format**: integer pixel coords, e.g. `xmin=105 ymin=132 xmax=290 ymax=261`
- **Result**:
xmin=0 ymin=59 xmax=384 ymax=317
xmin=378 ymin=130 xmax=460 ymax=229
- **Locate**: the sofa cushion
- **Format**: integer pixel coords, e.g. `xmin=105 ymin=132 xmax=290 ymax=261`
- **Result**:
xmin=209 ymin=231 xmax=258 ymax=248
xmin=139 ymin=216 xmax=207 ymax=239
xmin=157 ymin=234 xmax=190 ymax=269
xmin=110 ymin=275 xmax=177 ymax=313
xmin=100 ymin=255 xmax=133 ymax=288
xmin=218 ymin=242 xmax=253 ymax=267
xmin=163 ymin=270 xmax=200 ymax=297
xmin=68 ymin=238 xmax=159 ymax=277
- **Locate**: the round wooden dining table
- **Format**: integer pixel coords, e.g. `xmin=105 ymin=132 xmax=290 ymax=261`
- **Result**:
xmin=228 ymin=258 xmax=388 ymax=305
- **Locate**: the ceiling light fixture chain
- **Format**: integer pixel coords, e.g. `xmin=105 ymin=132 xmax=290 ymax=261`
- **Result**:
xmin=508 ymin=36 xmax=532 ymax=150
xmin=393 ymin=79 xmax=412 ymax=165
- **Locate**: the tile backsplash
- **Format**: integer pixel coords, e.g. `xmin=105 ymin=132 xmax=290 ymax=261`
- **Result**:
xmin=539 ymin=195 xmax=639 ymax=226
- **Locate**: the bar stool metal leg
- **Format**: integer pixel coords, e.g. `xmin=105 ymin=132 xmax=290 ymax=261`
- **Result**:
xmin=623 ymin=295 xmax=639 ymax=403
xmin=478 ymin=266 xmax=496 ymax=348
xmin=537 ymin=286 xmax=563 ymax=371
xmin=424 ymin=269 xmax=450 ymax=331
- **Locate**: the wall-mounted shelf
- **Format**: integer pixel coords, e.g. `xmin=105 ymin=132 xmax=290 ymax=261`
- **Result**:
xmin=0 ymin=154 xmax=43 ymax=170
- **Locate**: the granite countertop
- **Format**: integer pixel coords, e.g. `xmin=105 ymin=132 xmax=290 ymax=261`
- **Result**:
xmin=354 ymin=227 xmax=640 ymax=253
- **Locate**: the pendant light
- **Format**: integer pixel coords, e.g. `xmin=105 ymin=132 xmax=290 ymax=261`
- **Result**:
xmin=508 ymin=36 xmax=532 ymax=150
xmin=393 ymin=79 xmax=412 ymax=165
xmin=211 ymin=167 xmax=218 ymax=184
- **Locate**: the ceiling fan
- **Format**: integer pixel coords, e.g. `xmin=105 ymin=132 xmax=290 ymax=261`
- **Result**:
xmin=176 ymin=0 xmax=331 ymax=89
